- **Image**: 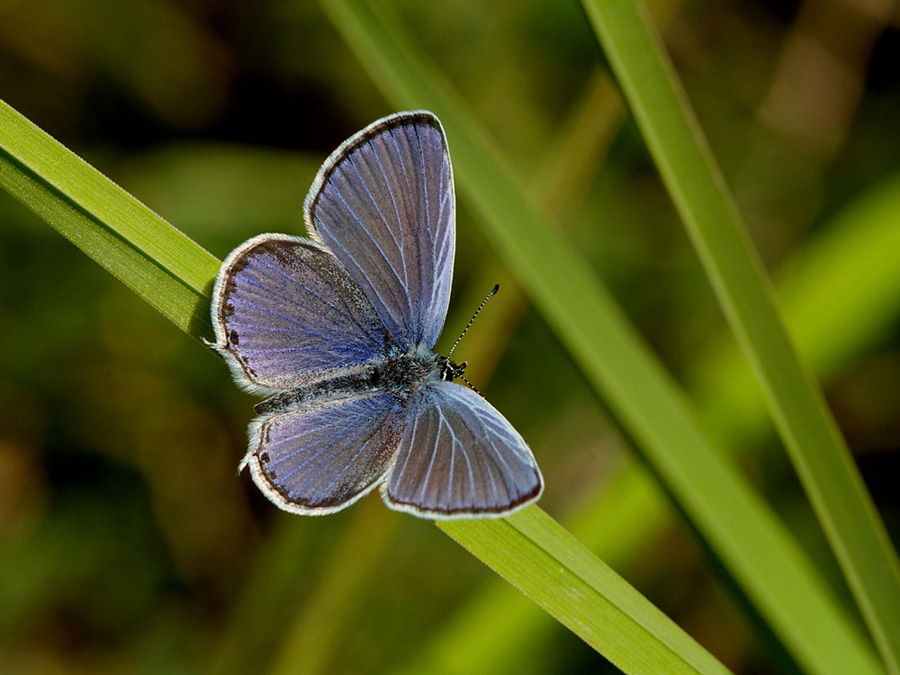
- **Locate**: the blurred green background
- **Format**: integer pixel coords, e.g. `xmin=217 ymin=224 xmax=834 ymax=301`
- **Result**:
xmin=1 ymin=0 xmax=899 ymax=672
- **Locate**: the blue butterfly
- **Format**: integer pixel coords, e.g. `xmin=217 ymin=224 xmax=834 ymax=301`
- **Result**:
xmin=210 ymin=111 xmax=542 ymax=519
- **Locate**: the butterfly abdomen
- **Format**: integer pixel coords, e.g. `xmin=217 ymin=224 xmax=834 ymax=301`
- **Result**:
xmin=254 ymin=370 xmax=378 ymax=415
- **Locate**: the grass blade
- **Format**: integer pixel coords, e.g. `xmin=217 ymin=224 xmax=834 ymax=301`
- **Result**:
xmin=399 ymin=462 xmax=669 ymax=675
xmin=319 ymin=0 xmax=882 ymax=672
xmin=407 ymin=165 xmax=900 ymax=675
xmin=0 ymin=98 xmax=218 ymax=338
xmin=697 ymin=169 xmax=900 ymax=447
xmin=0 ymin=99 xmax=731 ymax=671
xmin=439 ymin=507 xmax=731 ymax=675
xmin=580 ymin=2 xmax=900 ymax=669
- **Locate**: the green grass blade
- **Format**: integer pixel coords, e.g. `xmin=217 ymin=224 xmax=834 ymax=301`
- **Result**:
xmin=0 ymin=20 xmax=885 ymax=671
xmin=580 ymin=2 xmax=900 ymax=669
xmin=439 ymin=507 xmax=731 ymax=675
xmin=395 ymin=55 xmax=658 ymax=675
xmin=398 ymin=461 xmax=669 ymax=675
xmin=696 ymin=169 xmax=900 ymax=447
xmin=407 ymin=166 xmax=900 ymax=675
xmin=0 ymin=98 xmax=731 ymax=672
xmin=319 ymin=0 xmax=882 ymax=672
xmin=0 ymin=98 xmax=218 ymax=338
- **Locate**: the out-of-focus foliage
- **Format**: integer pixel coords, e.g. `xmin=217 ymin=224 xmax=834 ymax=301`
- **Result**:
xmin=0 ymin=0 xmax=898 ymax=673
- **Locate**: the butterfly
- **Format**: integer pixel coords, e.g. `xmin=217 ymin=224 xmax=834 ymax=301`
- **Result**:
xmin=210 ymin=111 xmax=542 ymax=519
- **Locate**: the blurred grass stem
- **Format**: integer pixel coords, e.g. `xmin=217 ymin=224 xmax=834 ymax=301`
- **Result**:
xmin=581 ymin=1 xmax=900 ymax=670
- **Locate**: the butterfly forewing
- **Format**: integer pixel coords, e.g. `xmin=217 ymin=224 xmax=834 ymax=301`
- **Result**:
xmin=213 ymin=235 xmax=393 ymax=392
xmin=305 ymin=111 xmax=455 ymax=350
xmin=246 ymin=393 xmax=404 ymax=514
xmin=384 ymin=382 xmax=543 ymax=518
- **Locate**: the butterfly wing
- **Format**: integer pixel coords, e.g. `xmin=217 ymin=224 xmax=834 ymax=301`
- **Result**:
xmin=211 ymin=234 xmax=394 ymax=393
xmin=244 ymin=393 xmax=404 ymax=514
xmin=305 ymin=111 xmax=455 ymax=350
xmin=383 ymin=382 xmax=543 ymax=518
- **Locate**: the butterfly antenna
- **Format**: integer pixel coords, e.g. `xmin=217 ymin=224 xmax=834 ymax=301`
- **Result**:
xmin=447 ymin=284 xmax=500 ymax=359
xmin=457 ymin=372 xmax=482 ymax=397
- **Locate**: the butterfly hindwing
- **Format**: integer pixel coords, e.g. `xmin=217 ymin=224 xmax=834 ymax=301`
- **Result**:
xmin=305 ymin=111 xmax=455 ymax=351
xmin=245 ymin=393 xmax=404 ymax=514
xmin=384 ymin=381 xmax=543 ymax=518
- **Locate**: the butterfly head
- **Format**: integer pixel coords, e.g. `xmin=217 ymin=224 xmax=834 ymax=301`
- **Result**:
xmin=439 ymin=356 xmax=467 ymax=382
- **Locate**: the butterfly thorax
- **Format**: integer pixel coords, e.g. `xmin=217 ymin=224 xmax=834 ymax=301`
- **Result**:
xmin=372 ymin=348 xmax=465 ymax=396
